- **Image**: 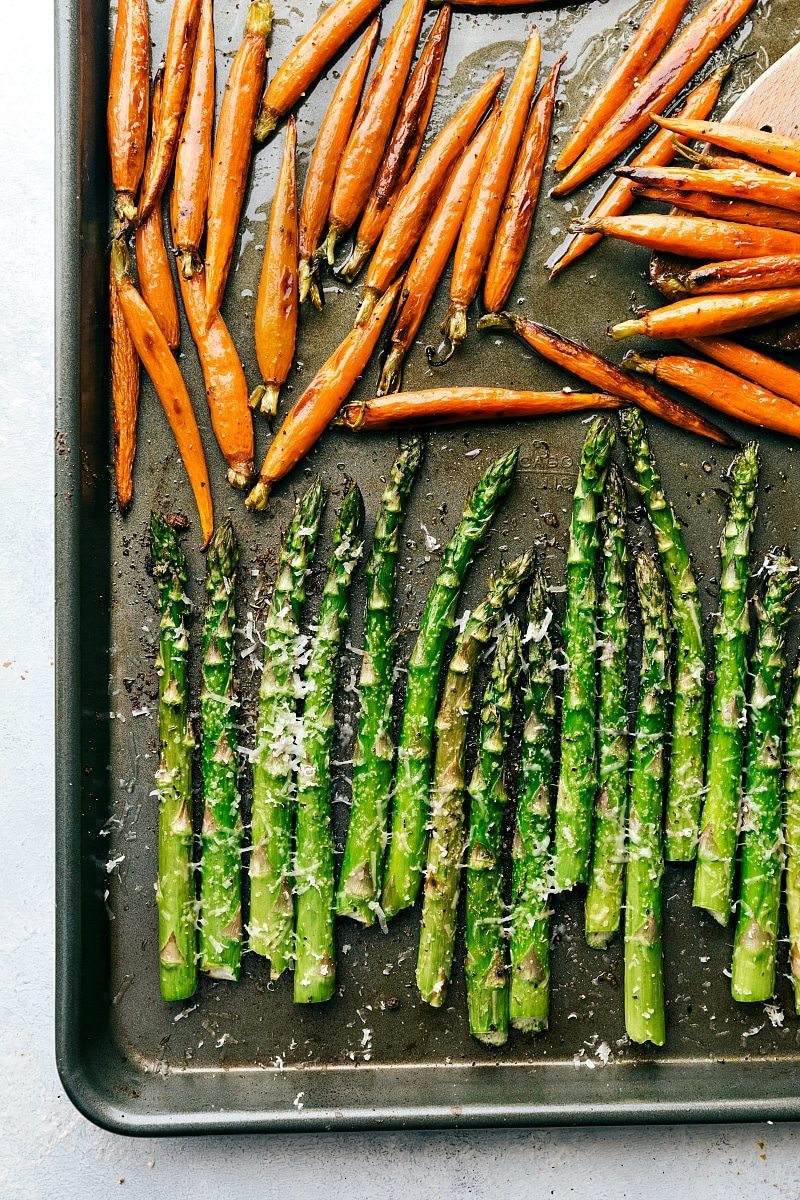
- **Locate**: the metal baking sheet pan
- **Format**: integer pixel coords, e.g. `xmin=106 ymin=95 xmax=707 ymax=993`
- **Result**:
xmin=55 ymin=0 xmax=800 ymax=1133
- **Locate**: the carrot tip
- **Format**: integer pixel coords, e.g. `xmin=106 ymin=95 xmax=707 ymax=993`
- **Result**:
xmin=339 ymin=241 xmax=370 ymax=285
xmin=323 ymin=226 xmax=339 ymax=268
xmin=114 ymin=191 xmax=137 ymax=227
xmin=227 ymin=463 xmax=254 ymax=490
xmin=476 ymin=312 xmax=515 ymax=335
xmin=377 ymin=348 xmax=404 ymax=397
xmin=298 ymin=258 xmax=312 ymax=304
xmin=609 ymin=319 xmax=643 ymax=341
xmin=354 ymin=288 xmax=379 ymax=327
xmin=248 ymin=384 xmax=266 ymax=412
xmin=442 ymin=305 xmax=467 ymax=348
xmin=254 ymin=106 xmax=278 ymax=142
xmin=245 ymin=480 xmax=271 ymax=511
xmin=259 ymin=384 xmax=280 ymax=417
xmin=621 ymin=351 xmax=652 ymax=374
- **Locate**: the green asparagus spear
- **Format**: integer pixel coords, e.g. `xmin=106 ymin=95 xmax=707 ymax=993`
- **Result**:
xmin=553 ymin=417 xmax=616 ymax=891
xmin=199 ymin=518 xmax=242 ymax=981
xmin=249 ymin=480 xmax=326 ymax=977
xmin=585 ymin=465 xmax=630 ymax=948
xmin=619 ymin=407 xmax=707 ymax=862
xmin=337 ymin=440 xmax=424 ymax=924
xmin=150 ymin=514 xmax=197 ymax=1002
xmin=416 ymin=553 xmax=533 ymax=1007
xmin=694 ymin=444 xmax=759 ymax=925
xmin=382 ymin=448 xmax=521 ymax=919
xmin=784 ymin=656 xmax=800 ymax=1013
xmin=295 ymin=486 xmax=364 ymax=1004
xmin=731 ymin=551 xmax=797 ymax=1002
xmin=465 ymin=618 xmax=521 ymax=1046
xmin=509 ymin=568 xmax=556 ymax=1033
xmin=624 ymin=551 xmax=672 ymax=1047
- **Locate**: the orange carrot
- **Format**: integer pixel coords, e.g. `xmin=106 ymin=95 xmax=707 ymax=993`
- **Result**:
xmin=552 ymin=0 xmax=757 ymax=196
xmin=110 ymin=262 xmax=141 ymax=511
xmin=652 ymin=115 xmax=800 ymax=176
xmin=255 ymin=0 xmax=383 ymax=140
xmin=137 ymin=0 xmax=202 ymax=223
xmin=617 ymin=163 xmax=800 ymax=213
xmin=173 ymin=0 xmax=215 ymax=279
xmin=549 ymin=64 xmax=728 ymax=278
xmin=477 ymin=310 xmax=733 ymax=444
xmin=253 ymin=118 xmax=299 ymax=418
xmin=356 ymin=69 xmax=504 ymax=323
xmin=135 ymin=71 xmax=180 ymax=351
xmin=112 ymin=239 xmax=214 ymax=546
xmin=624 ymin=351 xmax=800 ymax=439
xmin=338 ymin=387 xmax=622 ymax=429
xmin=573 ymin=213 xmax=800 ymax=260
xmin=325 ymin=0 xmax=428 ymax=260
xmin=107 ymin=0 xmax=149 ymax=224
xmin=611 ymin=289 xmax=800 ymax=341
xmin=442 ymin=27 xmax=542 ymax=348
xmin=338 ymin=5 xmax=451 ymax=282
xmin=205 ymin=0 xmax=274 ymax=320
xmin=674 ymin=144 xmax=783 ymax=175
xmin=628 ymin=187 xmax=800 ymax=234
xmin=245 ymin=280 xmax=403 ymax=510
xmin=555 ymin=0 xmax=691 ymax=174
xmin=684 ymin=337 xmax=800 ymax=407
xmin=298 ymin=18 xmax=380 ymax=308
xmin=483 ymin=53 xmax=562 ymax=314
xmin=666 ymin=255 xmax=800 ymax=296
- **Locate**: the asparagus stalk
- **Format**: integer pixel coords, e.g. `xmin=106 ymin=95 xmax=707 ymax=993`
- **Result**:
xmin=509 ymin=568 xmax=555 ymax=1032
xmin=553 ymin=417 xmax=616 ymax=891
xmin=199 ymin=518 xmax=243 ymax=981
xmin=249 ymin=479 xmax=325 ymax=977
xmin=416 ymin=553 xmax=533 ymax=1007
xmin=624 ymin=551 xmax=672 ymax=1047
xmin=619 ymin=407 xmax=707 ymax=861
xmin=465 ymin=617 xmax=521 ymax=1046
xmin=694 ymin=444 xmax=759 ymax=924
xmin=585 ymin=465 xmax=630 ymax=948
xmin=150 ymin=514 xmax=197 ymax=1002
xmin=382 ymin=447 xmax=520 ymax=919
xmin=337 ymin=439 xmax=424 ymax=923
xmin=295 ymin=486 xmax=364 ymax=1003
xmin=784 ymin=656 xmax=800 ymax=1012
xmin=731 ymin=551 xmax=797 ymax=1002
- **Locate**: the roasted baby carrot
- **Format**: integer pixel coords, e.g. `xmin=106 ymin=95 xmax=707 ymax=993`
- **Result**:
xmin=674 ymin=144 xmax=783 ymax=176
xmin=550 ymin=64 xmax=728 ymax=278
xmin=652 ymin=115 xmax=800 ymax=176
xmin=684 ymin=337 xmax=800 ymax=407
xmin=298 ymin=18 xmax=380 ymax=308
xmin=173 ymin=0 xmax=214 ymax=279
xmin=255 ymin=0 xmax=383 ymax=140
xmin=666 ymin=255 xmax=800 ymax=297
xmin=552 ymin=0 xmax=757 ymax=196
xmin=612 ymin=289 xmax=800 ymax=341
xmin=338 ymin=387 xmax=622 ymax=429
xmin=136 ymin=71 xmax=180 ymax=351
xmin=617 ymin=164 xmax=800 ymax=213
xmin=108 ymin=0 xmax=149 ymax=224
xmin=629 ymin=187 xmax=800 ymax=234
xmin=205 ymin=0 xmax=274 ymax=320
xmin=555 ymin=0 xmax=690 ymax=174
xmin=110 ymin=262 xmax=140 ymax=511
xmin=378 ymin=108 xmax=498 ymax=395
xmin=573 ymin=213 xmax=800 ymax=259
xmin=477 ymin=310 xmax=733 ymax=444
xmin=112 ymin=240 xmax=214 ymax=545
xmin=137 ymin=0 xmax=202 ymax=223
xmin=245 ymin=280 xmax=402 ymax=510
xmin=253 ymin=118 xmax=299 ymax=419
xmin=325 ymin=0 xmax=428 ymax=261
xmin=625 ymin=352 xmax=800 ymax=439
xmin=339 ymin=5 xmax=451 ymax=281
xmin=483 ymin=53 xmax=562 ymax=314
xmin=356 ymin=69 xmax=504 ymax=323
xmin=442 ymin=27 xmax=542 ymax=348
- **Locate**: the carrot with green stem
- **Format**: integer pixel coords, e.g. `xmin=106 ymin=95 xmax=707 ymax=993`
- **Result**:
xmin=617 ymin=164 xmax=800 ymax=213
xmin=110 ymin=263 xmax=140 ymax=512
xmin=339 ymin=388 xmax=622 ymax=429
xmin=573 ymin=213 xmax=800 ymax=260
xmin=633 ymin=187 xmax=800 ymax=234
xmin=652 ymin=115 xmax=800 ymax=175
xmin=298 ymin=19 xmax=380 ymax=309
xmin=684 ymin=337 xmax=800 ymax=408
xmin=665 ymin=256 xmax=800 ymax=297
xmin=611 ymin=289 xmax=800 ymax=342
xmin=107 ymin=0 xmax=149 ymax=225
xmin=173 ymin=0 xmax=214 ymax=280
xmin=253 ymin=118 xmax=298 ymax=420
xmin=135 ymin=70 xmax=180 ymax=351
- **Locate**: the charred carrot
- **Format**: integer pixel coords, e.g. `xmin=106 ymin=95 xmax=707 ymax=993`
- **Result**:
xmin=685 ymin=337 xmax=800 ymax=408
xmin=666 ymin=255 xmax=800 ymax=297
xmin=137 ymin=0 xmax=202 ymax=223
xmin=442 ymin=27 xmax=542 ymax=349
xmin=628 ymin=187 xmax=800 ymax=234
xmin=173 ymin=0 xmax=214 ymax=279
xmin=617 ymin=164 xmax=800 ymax=213
xmin=339 ymin=5 xmax=451 ymax=282
xmin=325 ymin=0 xmax=428 ymax=262
xmin=552 ymin=0 xmax=757 ymax=196
xmin=245 ymin=281 xmax=403 ymax=510
xmin=298 ymin=19 xmax=380 ymax=308
xmin=550 ymin=65 xmax=728 ymax=278
xmin=205 ymin=0 xmax=274 ymax=320
xmin=653 ymin=115 xmax=800 ymax=176
xmin=255 ymin=0 xmax=384 ymax=140
xmin=477 ymin=311 xmax=733 ymax=445
xmin=112 ymin=240 xmax=214 ymax=545
xmin=555 ymin=0 xmax=690 ymax=174
xmin=110 ymin=263 xmax=140 ymax=511
xmin=108 ymin=0 xmax=149 ymax=225
xmin=136 ymin=71 xmax=180 ymax=351
xmin=625 ymin=351 xmax=800 ymax=440
xmin=339 ymin=388 xmax=621 ymax=429
xmin=356 ymin=69 xmax=504 ymax=323
xmin=483 ymin=54 xmax=562 ymax=314
xmin=573 ymin=213 xmax=800 ymax=260
xmin=612 ymin=289 xmax=800 ymax=341
xmin=253 ymin=118 xmax=299 ymax=419
xmin=378 ymin=108 xmax=498 ymax=395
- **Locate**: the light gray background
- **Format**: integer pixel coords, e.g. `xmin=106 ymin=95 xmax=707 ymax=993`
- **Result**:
xmin=2 ymin=1 xmax=797 ymax=1196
